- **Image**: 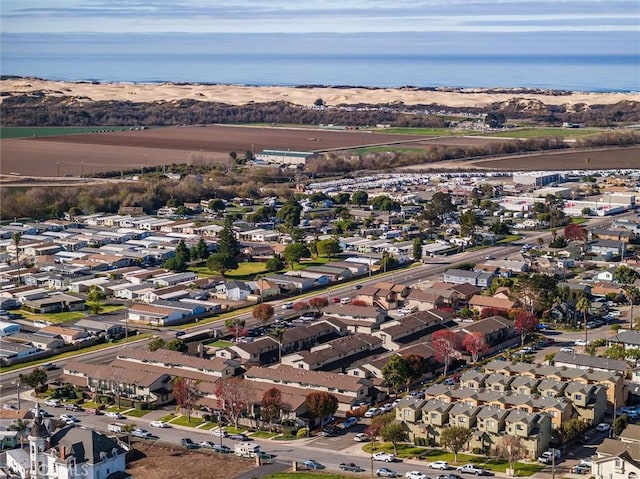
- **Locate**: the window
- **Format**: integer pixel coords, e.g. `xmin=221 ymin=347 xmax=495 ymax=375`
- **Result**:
xmin=353 ymin=371 xmax=360 ymax=376
xmin=516 ymin=424 xmax=524 ymax=431
xmin=628 ymin=473 xmax=636 ymax=479
xmin=459 ymin=417 xmax=466 ymax=424
xmin=487 ymin=420 xmax=495 ymax=428
xmin=575 ymin=394 xmax=582 ymax=401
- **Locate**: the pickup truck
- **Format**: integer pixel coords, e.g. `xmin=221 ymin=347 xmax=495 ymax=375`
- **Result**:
xmin=537 ymin=449 xmax=561 ymax=464
xmin=340 ymin=463 xmax=365 ymax=472
xmin=456 ymin=464 xmax=493 ymax=476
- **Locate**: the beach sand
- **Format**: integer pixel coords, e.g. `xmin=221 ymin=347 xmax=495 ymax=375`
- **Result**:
xmin=2 ymin=78 xmax=638 ymax=108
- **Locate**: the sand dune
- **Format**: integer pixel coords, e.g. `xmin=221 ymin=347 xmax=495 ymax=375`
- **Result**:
xmin=2 ymin=78 xmax=638 ymax=108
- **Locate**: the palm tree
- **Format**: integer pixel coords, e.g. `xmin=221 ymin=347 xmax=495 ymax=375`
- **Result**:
xmin=576 ymin=296 xmax=591 ymax=347
xmin=12 ymin=232 xmax=21 ymax=285
xmin=625 ymin=285 xmax=639 ymax=330
xmin=9 ymin=419 xmax=29 ymax=447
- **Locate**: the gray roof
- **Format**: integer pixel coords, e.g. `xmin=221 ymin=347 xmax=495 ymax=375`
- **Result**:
xmin=610 ymin=330 xmax=640 ymax=346
xmin=51 ymin=427 xmax=125 ymax=465
xmin=554 ymin=351 xmax=628 ymax=372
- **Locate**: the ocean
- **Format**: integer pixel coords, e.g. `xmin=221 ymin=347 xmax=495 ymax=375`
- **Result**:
xmin=2 ymin=32 xmax=639 ymax=92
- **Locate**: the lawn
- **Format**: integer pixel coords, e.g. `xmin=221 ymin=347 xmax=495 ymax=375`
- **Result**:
xmin=250 ymin=430 xmax=278 ymax=439
xmin=125 ymin=409 xmax=152 ymax=418
xmin=0 ymin=126 xmax=130 ymax=139
xmin=159 ymin=414 xmax=177 ymax=422
xmin=170 ymin=415 xmax=206 ymax=427
xmin=206 ymin=340 xmax=233 ymax=348
xmin=225 ymin=262 xmax=269 ymax=279
xmin=489 ymin=127 xmax=604 ymax=139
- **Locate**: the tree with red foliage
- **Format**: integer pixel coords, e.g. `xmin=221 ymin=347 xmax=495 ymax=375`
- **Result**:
xmin=305 ymin=391 xmax=339 ymax=424
xmin=252 ymin=303 xmax=274 ymax=324
xmin=309 ymin=297 xmax=329 ymax=314
xmin=293 ymin=301 xmax=310 ymax=313
xmin=173 ymin=377 xmax=199 ymax=422
xmin=261 ymin=387 xmax=286 ymax=432
xmin=350 ymin=299 xmax=368 ymax=306
xmin=215 ymin=377 xmax=255 ymax=428
xmin=432 ymin=329 xmax=461 ymax=377
xmin=480 ymin=307 xmax=508 ymax=319
xmin=514 ymin=310 xmax=539 ymax=346
xmin=463 ymin=332 xmax=488 ymax=363
xmin=564 ymin=223 xmax=587 ymax=242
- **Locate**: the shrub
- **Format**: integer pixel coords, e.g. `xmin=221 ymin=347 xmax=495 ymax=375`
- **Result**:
xmin=296 ymin=428 xmax=308 ymax=439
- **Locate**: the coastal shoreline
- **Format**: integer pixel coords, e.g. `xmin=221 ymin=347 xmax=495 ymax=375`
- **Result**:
xmin=2 ymin=77 xmax=638 ymax=108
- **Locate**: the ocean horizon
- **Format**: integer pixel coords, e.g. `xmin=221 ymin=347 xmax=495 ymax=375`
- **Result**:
xmin=2 ymin=32 xmax=639 ymax=93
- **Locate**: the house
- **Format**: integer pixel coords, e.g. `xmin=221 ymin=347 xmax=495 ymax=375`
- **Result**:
xmin=5 ymin=405 xmax=130 ymax=479
xmin=468 ymin=295 xmax=515 ymax=315
xmin=554 ymin=351 xmax=629 ymax=374
xmin=443 ymin=269 xmax=494 ymax=288
xmin=323 ymin=303 xmax=387 ymax=333
xmin=608 ymin=330 xmax=640 ymax=352
xmin=39 ymin=325 xmax=89 ymax=344
xmin=588 ymin=240 xmax=624 ymax=259
xmin=592 ymin=438 xmax=640 ymax=479
xmin=74 ymin=318 xmax=125 ymax=338
xmin=215 ymin=281 xmax=251 ymax=301
xmin=22 ymin=293 xmax=85 ymax=314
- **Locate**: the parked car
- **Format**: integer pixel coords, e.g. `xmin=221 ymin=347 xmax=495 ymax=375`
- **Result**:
xmin=181 ymin=438 xmax=198 ymax=449
xmin=340 ymin=463 xmax=365 ymax=472
xmin=131 ymin=428 xmax=152 ymax=439
xmin=380 ymin=403 xmax=394 ymax=413
xmin=199 ymin=441 xmax=216 ymax=449
xmin=406 ymin=472 xmax=428 ymax=479
xmin=438 ymin=474 xmax=463 ymax=479
xmin=376 ymin=468 xmax=398 ymax=477
xmin=303 ymin=460 xmax=326 ymax=470
xmin=212 ymin=444 xmax=232 ymax=454
xmin=64 ymin=404 xmax=82 ymax=412
xmin=343 ymin=417 xmax=358 ymax=428
xmin=229 ymin=433 xmax=250 ymax=441
xmin=211 ymin=427 xmax=228 ymax=437
xmin=596 ymin=423 xmax=611 ymax=432
xmin=105 ymin=412 xmax=125 ymax=420
xmin=559 ymin=347 xmax=574 ymax=353
xmin=572 ymin=464 xmax=591 ymax=474
xmin=429 ymin=461 xmax=452 ymax=470
xmin=150 ymin=420 xmax=170 ymax=428
xmin=354 ymin=433 xmax=370 ymax=442
xmin=456 ymin=464 xmax=493 ymax=476
xmin=322 ymin=425 xmax=340 ymax=437
xmin=373 ymin=452 xmax=396 ymax=462
xmin=59 ymin=414 xmax=79 ymax=423
xmin=44 ymin=399 xmax=61 ymax=407
xmin=364 ymin=407 xmax=381 ymax=418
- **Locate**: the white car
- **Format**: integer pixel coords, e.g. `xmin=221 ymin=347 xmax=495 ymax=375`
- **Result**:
xmin=380 ymin=403 xmax=394 ymax=413
xmin=44 ymin=399 xmax=61 ymax=407
xmin=105 ymin=412 xmax=125 ymax=420
xmin=574 ymin=339 xmax=589 ymax=347
xmin=559 ymin=347 xmax=574 ymax=353
xmin=59 ymin=414 xmax=79 ymax=423
xmin=211 ymin=427 xmax=228 ymax=438
xmin=406 ymin=472 xmax=428 ymax=479
xmin=373 ymin=452 xmax=396 ymax=462
xmin=429 ymin=461 xmax=452 ymax=470
xmin=596 ymin=423 xmax=611 ymax=432
xmin=150 ymin=420 xmax=170 ymax=428
xmin=354 ymin=433 xmax=370 ymax=442
xmin=364 ymin=407 xmax=380 ymax=418
xmin=131 ymin=428 xmax=152 ymax=438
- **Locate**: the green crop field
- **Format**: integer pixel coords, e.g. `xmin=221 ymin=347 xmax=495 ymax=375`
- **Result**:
xmin=0 ymin=126 xmax=130 ymax=139
xmin=489 ymin=127 xmax=604 ymax=139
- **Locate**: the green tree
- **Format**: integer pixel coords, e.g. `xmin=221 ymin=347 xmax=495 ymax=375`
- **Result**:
xmin=217 ymin=216 xmax=241 ymax=258
xmin=18 ymin=368 xmax=48 ymax=396
xmin=576 ymin=296 xmax=591 ymax=344
xmin=148 ymin=337 xmax=166 ymax=351
xmin=381 ymin=355 xmax=411 ymax=395
xmin=166 ymin=339 xmax=188 ymax=352
xmin=9 ymin=419 xmax=29 ymax=447
xmin=276 ymin=198 xmax=303 ymax=230
xmin=194 ymin=237 xmax=210 ymax=260
xmin=624 ymin=285 xmax=639 ymax=330
xmin=459 ymin=209 xmax=482 ymax=238
xmin=380 ymin=254 xmax=399 ymax=272
xmin=413 ymin=237 xmax=423 ymax=262
xmin=614 ymin=414 xmax=630 ymax=435
xmin=208 ymin=198 xmax=226 ymax=212
xmin=305 ymin=391 xmax=339 ymax=423
xmin=85 ymin=285 xmax=106 ymax=315
xmin=253 ymin=303 xmax=275 ymax=324
xmin=614 ymin=265 xmax=639 ymax=285
xmin=380 ymin=421 xmax=409 ymax=456
xmin=163 ymin=239 xmax=190 ymax=272
xmin=206 ymin=252 xmax=238 ymax=276
xmin=266 ymin=256 xmax=284 ymax=272
xmin=316 ymin=239 xmax=341 ymax=258
xmin=284 ymin=242 xmax=311 ymax=266
xmin=440 ymin=426 xmax=472 ymax=463
xmin=351 ymin=191 xmax=369 ymax=206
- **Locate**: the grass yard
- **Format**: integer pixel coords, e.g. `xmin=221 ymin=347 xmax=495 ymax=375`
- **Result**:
xmin=125 ymin=409 xmax=152 ymax=418
xmin=159 ymin=413 xmax=177 ymax=422
xmin=198 ymin=422 xmax=220 ymax=430
xmin=225 ymin=262 xmax=269 ymax=279
xmin=490 ymin=127 xmax=604 ymax=139
xmin=250 ymin=430 xmax=278 ymax=439
xmin=170 ymin=415 xmax=206 ymax=427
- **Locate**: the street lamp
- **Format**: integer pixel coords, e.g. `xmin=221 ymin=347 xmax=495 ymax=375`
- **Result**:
xmin=11 ymin=379 xmax=21 ymax=410
xmin=217 ymin=410 xmax=223 ymax=453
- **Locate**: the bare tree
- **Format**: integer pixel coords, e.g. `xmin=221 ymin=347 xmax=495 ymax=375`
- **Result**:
xmin=497 ymin=435 xmax=527 ymax=476
xmin=215 ymin=378 xmax=255 ymax=428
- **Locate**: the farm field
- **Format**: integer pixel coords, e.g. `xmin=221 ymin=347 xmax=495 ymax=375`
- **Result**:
xmin=1 ymin=124 xmax=636 ymax=177
xmin=0 ymin=124 xmax=426 ymax=176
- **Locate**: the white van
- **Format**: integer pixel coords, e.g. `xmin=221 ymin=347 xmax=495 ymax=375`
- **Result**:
xmin=340 ymin=297 xmax=351 ymax=305
xmin=235 ymin=442 xmax=261 ymax=458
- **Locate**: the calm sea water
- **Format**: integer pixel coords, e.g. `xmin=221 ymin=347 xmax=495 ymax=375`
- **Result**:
xmin=2 ymin=33 xmax=639 ymax=92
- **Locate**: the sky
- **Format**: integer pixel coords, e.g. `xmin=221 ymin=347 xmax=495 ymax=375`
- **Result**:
xmin=1 ymin=0 xmax=639 ymax=35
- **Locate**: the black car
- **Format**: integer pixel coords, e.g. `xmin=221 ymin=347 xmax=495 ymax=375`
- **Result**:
xmin=322 ymin=425 xmax=341 ymax=437
xmin=181 ymin=438 xmax=198 ymax=449
xmin=228 ymin=433 xmax=250 ymax=441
